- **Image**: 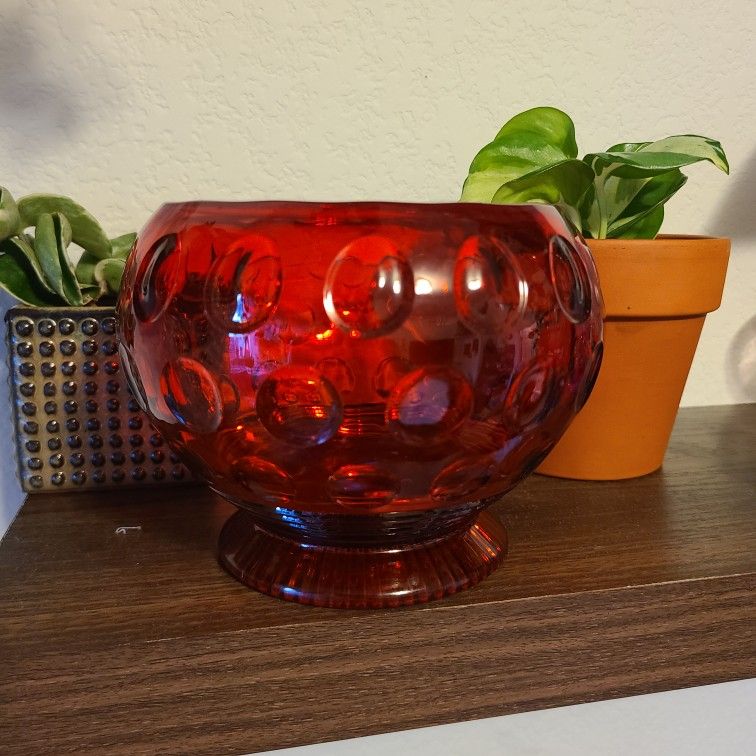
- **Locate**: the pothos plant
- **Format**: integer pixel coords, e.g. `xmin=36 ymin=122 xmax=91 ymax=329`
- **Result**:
xmin=0 ymin=186 xmax=135 ymax=306
xmin=460 ymin=106 xmax=729 ymax=238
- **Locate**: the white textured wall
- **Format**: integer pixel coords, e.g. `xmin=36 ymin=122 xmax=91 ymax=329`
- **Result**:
xmin=1 ymin=0 xmax=755 ymax=531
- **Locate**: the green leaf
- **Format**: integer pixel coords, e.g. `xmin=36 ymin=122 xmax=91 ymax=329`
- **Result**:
xmin=34 ymin=212 xmax=83 ymax=305
xmin=493 ymin=106 xmax=579 ymax=157
xmin=110 ymin=232 xmax=136 ymax=260
xmin=0 ymin=233 xmax=58 ymax=296
xmin=76 ymin=234 xmax=134 ymax=297
xmin=608 ymin=170 xmax=687 ymax=238
xmin=587 ymin=151 xmax=710 ymax=179
xmin=460 ymin=108 xmax=730 ymax=241
xmin=491 ymin=159 xmax=594 ymax=231
xmin=462 ymin=170 xmax=527 ymax=203
xmin=581 ymin=169 xmax=688 ymax=239
xmin=79 ymin=284 xmax=102 ymax=305
xmin=0 ymin=187 xmax=21 ymax=240
xmin=612 ymin=205 xmax=665 ymax=239
xmin=32 ymin=213 xmax=65 ymax=298
xmin=582 ymin=134 xmax=727 ymax=238
xmin=468 ymin=141 xmax=571 ymax=176
xmin=17 ymin=194 xmax=112 ymax=259
xmin=53 ymin=213 xmax=82 ymax=305
xmin=585 ymin=134 xmax=729 ymax=179
xmin=461 ymin=107 xmax=579 ymax=202
xmin=75 ymin=250 xmax=99 ymax=286
xmin=605 ymin=142 xmax=651 ymax=153
xmin=95 ymin=257 xmax=126 ymax=295
xmin=0 ymin=251 xmax=61 ymax=305
xmin=58 ymin=212 xmax=73 ymax=247
xmin=639 ymin=134 xmax=728 ymax=173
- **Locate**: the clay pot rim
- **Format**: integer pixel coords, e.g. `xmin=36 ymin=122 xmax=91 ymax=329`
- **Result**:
xmin=584 ymin=235 xmax=730 ymax=319
xmin=587 ymin=233 xmax=729 ymax=245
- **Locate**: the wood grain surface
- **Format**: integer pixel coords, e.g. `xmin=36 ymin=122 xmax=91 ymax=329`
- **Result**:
xmin=1 ymin=405 xmax=755 ymax=754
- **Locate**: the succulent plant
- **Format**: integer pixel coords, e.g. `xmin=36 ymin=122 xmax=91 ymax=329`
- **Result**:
xmin=0 ymin=187 xmax=135 ymax=306
xmin=461 ymin=107 xmax=729 ymax=238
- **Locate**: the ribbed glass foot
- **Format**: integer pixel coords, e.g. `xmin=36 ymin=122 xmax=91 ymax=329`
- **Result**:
xmin=218 ymin=507 xmax=507 ymax=609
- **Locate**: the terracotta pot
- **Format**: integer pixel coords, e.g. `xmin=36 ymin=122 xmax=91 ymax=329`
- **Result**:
xmin=537 ymin=235 xmax=730 ymax=480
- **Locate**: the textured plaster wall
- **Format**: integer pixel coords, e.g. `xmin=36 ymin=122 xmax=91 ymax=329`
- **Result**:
xmin=1 ymin=0 xmax=755 ymax=532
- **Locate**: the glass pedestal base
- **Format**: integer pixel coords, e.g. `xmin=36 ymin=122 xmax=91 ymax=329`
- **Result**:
xmin=218 ymin=507 xmax=507 ymax=609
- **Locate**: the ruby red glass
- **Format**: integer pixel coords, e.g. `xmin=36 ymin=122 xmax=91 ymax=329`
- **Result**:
xmin=117 ymin=202 xmax=603 ymax=608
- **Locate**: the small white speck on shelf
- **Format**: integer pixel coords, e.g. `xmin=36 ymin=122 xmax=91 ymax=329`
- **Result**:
xmin=115 ymin=525 xmax=142 ymax=534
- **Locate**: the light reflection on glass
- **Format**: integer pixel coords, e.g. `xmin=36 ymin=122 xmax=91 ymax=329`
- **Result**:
xmin=414 ymin=278 xmax=433 ymax=295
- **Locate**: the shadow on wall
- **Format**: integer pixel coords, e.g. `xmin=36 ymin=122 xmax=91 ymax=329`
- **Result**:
xmin=0 ymin=2 xmax=126 ymax=155
xmin=711 ymin=146 xmax=756 ymax=402
xmin=0 ymin=4 xmax=80 ymax=148
xmin=726 ymin=314 xmax=756 ymax=402
xmin=710 ymin=146 xmax=756 ymax=241
xmin=0 ymin=4 xmax=128 ymax=537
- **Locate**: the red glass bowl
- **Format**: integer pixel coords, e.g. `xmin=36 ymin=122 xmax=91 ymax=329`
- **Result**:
xmin=117 ymin=202 xmax=603 ymax=608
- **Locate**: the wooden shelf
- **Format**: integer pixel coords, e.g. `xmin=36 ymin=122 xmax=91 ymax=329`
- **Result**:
xmin=1 ymin=405 xmax=755 ymax=755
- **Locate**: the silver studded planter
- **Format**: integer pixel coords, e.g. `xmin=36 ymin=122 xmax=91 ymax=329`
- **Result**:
xmin=6 ymin=306 xmax=191 ymax=493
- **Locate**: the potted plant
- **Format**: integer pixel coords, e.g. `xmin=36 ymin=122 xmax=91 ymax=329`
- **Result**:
xmin=460 ymin=107 xmax=730 ymax=479
xmin=0 ymin=187 xmax=188 ymax=491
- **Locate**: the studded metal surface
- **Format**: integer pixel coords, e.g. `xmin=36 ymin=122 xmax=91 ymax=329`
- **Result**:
xmin=7 ymin=306 xmax=192 ymax=493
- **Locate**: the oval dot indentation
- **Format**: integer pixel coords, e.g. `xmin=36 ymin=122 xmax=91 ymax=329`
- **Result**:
xmin=160 ymin=357 xmax=223 ymax=434
xmin=327 ymin=464 xmax=400 ymax=508
xmin=374 ymin=355 xmax=411 ymax=398
xmin=205 ymin=235 xmax=281 ymax=333
xmin=385 ymin=367 xmax=473 ymax=444
xmin=218 ymin=375 xmax=241 ymax=422
xmin=81 ymin=318 xmax=99 ymax=336
xmin=268 ymin=304 xmax=329 ymax=346
xmin=431 ymin=456 xmax=496 ymax=502
xmin=117 ymin=343 xmax=149 ymax=414
xmin=37 ymin=319 xmax=55 ymax=336
xmin=323 ymin=235 xmax=414 ymax=337
xmin=548 ymin=235 xmax=591 ymax=323
xmin=255 ymin=366 xmax=343 ymax=446
xmin=15 ymin=319 xmax=33 ymax=337
xmin=316 ymin=358 xmax=355 ymax=396
xmin=505 ymin=361 xmax=560 ymax=429
xmin=58 ymin=318 xmax=75 ymax=335
xmin=454 ymin=235 xmax=527 ymax=332
xmin=134 ymin=234 xmax=181 ymax=323
xmin=231 ymin=456 xmax=294 ymax=504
